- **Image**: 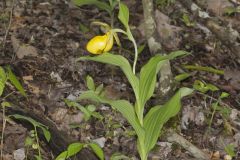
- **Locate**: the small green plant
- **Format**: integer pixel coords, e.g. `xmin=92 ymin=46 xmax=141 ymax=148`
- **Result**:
xmin=181 ymin=13 xmax=195 ymax=27
xmin=55 ymin=142 xmax=104 ymax=160
xmin=10 ymin=114 xmax=51 ymax=160
xmin=0 ymin=66 xmax=27 ymax=97
xmin=64 ymin=98 xmax=103 ymax=121
xmin=193 ymin=79 xmax=232 ymax=134
xmin=193 ymin=80 xmax=219 ymax=93
xmin=0 ymin=66 xmax=27 ymax=159
xmin=208 ymin=92 xmax=230 ymax=130
xmin=224 ymin=144 xmax=236 ymax=158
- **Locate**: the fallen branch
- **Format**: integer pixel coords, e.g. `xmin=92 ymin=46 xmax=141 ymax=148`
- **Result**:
xmin=166 ymin=130 xmax=210 ymax=160
xmin=2 ymin=0 xmax=14 ymax=56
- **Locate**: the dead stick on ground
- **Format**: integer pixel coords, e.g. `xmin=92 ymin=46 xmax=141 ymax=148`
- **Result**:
xmin=2 ymin=0 xmax=14 ymax=55
xmin=166 ymin=130 xmax=211 ymax=160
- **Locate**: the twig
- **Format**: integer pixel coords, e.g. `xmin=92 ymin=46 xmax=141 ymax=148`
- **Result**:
xmin=0 ymin=106 xmax=6 ymax=160
xmin=195 ymin=91 xmax=232 ymax=108
xmin=166 ymin=130 xmax=210 ymax=160
xmin=183 ymin=65 xmax=224 ymax=75
xmin=2 ymin=0 xmax=15 ymax=55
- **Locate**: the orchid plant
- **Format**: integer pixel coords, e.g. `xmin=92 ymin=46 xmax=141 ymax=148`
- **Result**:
xmin=73 ymin=0 xmax=193 ymax=159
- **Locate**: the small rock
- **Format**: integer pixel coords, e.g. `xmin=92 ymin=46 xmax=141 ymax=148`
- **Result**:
xmin=224 ymin=155 xmax=232 ymax=160
xmin=11 ymin=36 xmax=38 ymax=59
xmin=230 ymin=109 xmax=239 ymax=121
xmin=50 ymin=72 xmax=63 ymax=82
xmin=211 ymin=151 xmax=220 ymax=160
xmin=92 ymin=137 xmax=106 ymax=148
xmin=13 ymin=148 xmax=25 ymax=160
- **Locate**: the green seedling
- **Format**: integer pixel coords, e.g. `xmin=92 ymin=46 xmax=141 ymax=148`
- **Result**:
xmin=224 ymin=144 xmax=236 ymax=158
xmin=55 ymin=142 xmax=104 ymax=160
xmin=208 ymin=92 xmax=230 ymax=130
xmin=182 ymin=13 xmax=195 ymax=27
xmin=10 ymin=114 xmax=51 ymax=160
xmin=0 ymin=66 xmax=27 ymax=159
xmin=65 ymin=98 xmax=103 ymax=121
xmin=193 ymin=80 xmax=219 ymax=93
xmin=0 ymin=66 xmax=27 ymax=97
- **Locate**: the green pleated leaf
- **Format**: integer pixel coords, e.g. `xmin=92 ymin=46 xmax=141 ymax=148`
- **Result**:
xmin=0 ymin=67 xmax=7 ymax=96
xmin=11 ymin=114 xmax=51 ymax=142
xmin=67 ymin=142 xmax=84 ymax=158
xmin=86 ymin=75 xmax=95 ymax=91
xmin=40 ymin=126 xmax=51 ymax=142
xmin=35 ymin=155 xmax=43 ymax=160
xmin=77 ymin=53 xmax=139 ymax=99
xmin=118 ymin=2 xmax=129 ymax=29
xmin=7 ymin=66 xmax=27 ymax=97
xmin=55 ymin=151 xmax=68 ymax=160
xmin=138 ymin=51 xmax=188 ymax=119
xmin=72 ymin=0 xmax=111 ymax=14
xmin=143 ymin=87 xmax=193 ymax=154
xmin=174 ymin=73 xmax=191 ymax=82
xmin=89 ymin=143 xmax=104 ymax=160
xmin=139 ymin=55 xmax=167 ymax=109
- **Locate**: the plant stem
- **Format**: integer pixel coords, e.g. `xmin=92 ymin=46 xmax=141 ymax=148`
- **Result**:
xmin=0 ymin=106 xmax=6 ymax=160
xmin=208 ymin=100 xmax=219 ymax=131
xmin=132 ymin=40 xmax=138 ymax=75
xmin=110 ymin=12 xmax=114 ymax=29
xmin=34 ymin=126 xmax=41 ymax=159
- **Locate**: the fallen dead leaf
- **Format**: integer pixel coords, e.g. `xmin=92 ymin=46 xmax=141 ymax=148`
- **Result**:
xmin=13 ymin=148 xmax=25 ymax=160
xmin=211 ymin=151 xmax=220 ymax=160
xmin=92 ymin=137 xmax=106 ymax=148
xmin=50 ymin=108 xmax=84 ymax=130
xmin=224 ymin=69 xmax=240 ymax=90
xmin=11 ymin=35 xmax=38 ymax=59
xmin=155 ymin=10 xmax=182 ymax=50
xmin=181 ymin=105 xmax=205 ymax=129
xmin=224 ymin=155 xmax=232 ymax=160
xmin=207 ymin=0 xmax=234 ymax=16
xmin=2 ymin=154 xmax=13 ymax=160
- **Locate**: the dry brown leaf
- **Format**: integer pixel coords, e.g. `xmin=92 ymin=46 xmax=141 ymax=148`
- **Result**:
xmin=207 ymin=0 xmax=234 ymax=16
xmin=155 ymin=10 xmax=182 ymax=50
xmin=211 ymin=151 xmax=220 ymax=160
xmin=11 ymin=35 xmax=38 ymax=59
xmin=224 ymin=70 xmax=240 ymax=90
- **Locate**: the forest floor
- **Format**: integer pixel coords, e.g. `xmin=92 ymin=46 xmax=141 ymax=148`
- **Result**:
xmin=0 ymin=0 xmax=240 ymax=160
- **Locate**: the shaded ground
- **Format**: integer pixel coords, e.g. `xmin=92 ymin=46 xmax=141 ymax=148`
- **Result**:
xmin=0 ymin=0 xmax=240 ymax=160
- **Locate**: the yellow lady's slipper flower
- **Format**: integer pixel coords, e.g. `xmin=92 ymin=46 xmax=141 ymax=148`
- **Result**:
xmin=86 ymin=32 xmax=113 ymax=54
